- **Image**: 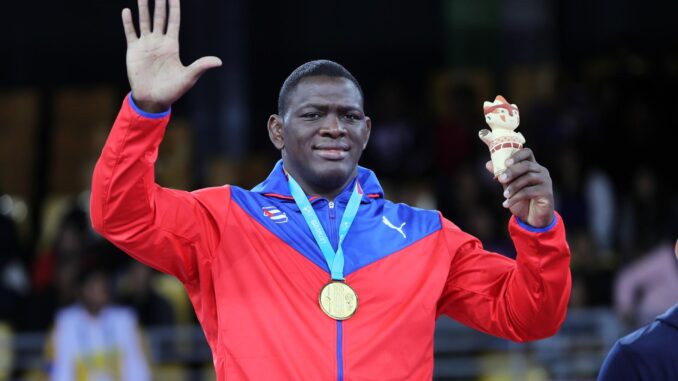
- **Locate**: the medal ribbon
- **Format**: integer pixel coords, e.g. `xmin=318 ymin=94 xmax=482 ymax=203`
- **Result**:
xmin=288 ymin=174 xmax=362 ymax=281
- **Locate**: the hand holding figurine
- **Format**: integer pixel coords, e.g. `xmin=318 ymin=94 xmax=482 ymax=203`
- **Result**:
xmin=480 ymin=96 xmax=554 ymax=228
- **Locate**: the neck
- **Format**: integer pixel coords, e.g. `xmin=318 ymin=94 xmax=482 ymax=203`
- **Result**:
xmin=85 ymin=305 xmax=103 ymax=317
xmin=284 ymin=167 xmax=356 ymax=201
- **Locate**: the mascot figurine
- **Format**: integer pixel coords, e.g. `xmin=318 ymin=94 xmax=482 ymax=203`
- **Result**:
xmin=479 ymin=95 xmax=525 ymax=177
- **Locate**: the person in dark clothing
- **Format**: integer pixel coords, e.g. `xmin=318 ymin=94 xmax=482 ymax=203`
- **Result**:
xmin=117 ymin=261 xmax=175 ymax=327
xmin=0 ymin=213 xmax=28 ymax=325
xmin=598 ymin=239 xmax=678 ymax=381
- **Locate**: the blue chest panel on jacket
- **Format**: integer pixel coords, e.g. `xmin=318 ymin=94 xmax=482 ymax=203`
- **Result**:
xmin=230 ymin=186 xmax=442 ymax=276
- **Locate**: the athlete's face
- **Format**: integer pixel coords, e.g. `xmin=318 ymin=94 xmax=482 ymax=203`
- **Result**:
xmin=268 ymin=76 xmax=371 ymax=196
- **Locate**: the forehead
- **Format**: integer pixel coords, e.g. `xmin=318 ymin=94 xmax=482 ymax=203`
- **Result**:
xmin=287 ymin=76 xmax=363 ymax=110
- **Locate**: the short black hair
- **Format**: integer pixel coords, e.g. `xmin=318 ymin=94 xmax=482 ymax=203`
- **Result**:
xmin=76 ymin=264 xmax=109 ymax=288
xmin=277 ymin=60 xmax=364 ymax=115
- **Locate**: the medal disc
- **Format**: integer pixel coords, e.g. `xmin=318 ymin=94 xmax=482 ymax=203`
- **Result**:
xmin=319 ymin=281 xmax=358 ymax=320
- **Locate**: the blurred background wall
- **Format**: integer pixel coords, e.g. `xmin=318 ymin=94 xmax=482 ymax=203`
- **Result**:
xmin=0 ymin=0 xmax=676 ymax=380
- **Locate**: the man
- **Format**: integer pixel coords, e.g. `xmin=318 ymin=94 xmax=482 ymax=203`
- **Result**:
xmin=50 ymin=268 xmax=150 ymax=381
xmin=614 ymin=241 xmax=678 ymax=326
xmin=597 ymin=240 xmax=678 ymax=381
xmin=91 ymin=0 xmax=571 ymax=379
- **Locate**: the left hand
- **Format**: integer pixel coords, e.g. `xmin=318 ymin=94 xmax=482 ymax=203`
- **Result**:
xmin=485 ymin=148 xmax=554 ymax=228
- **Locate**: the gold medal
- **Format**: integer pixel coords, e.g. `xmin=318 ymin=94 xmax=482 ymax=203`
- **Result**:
xmin=319 ymin=281 xmax=358 ymax=320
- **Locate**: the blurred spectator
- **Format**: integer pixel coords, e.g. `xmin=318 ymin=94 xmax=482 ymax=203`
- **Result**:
xmin=50 ymin=267 xmax=150 ymax=381
xmin=432 ymin=82 xmax=485 ymax=217
xmin=570 ymin=230 xmax=615 ymax=307
xmin=365 ymin=81 xmax=419 ymax=178
xmin=552 ymin=146 xmax=587 ymax=233
xmin=0 ymin=207 xmax=27 ymax=381
xmin=584 ymin=168 xmax=616 ymax=255
xmin=117 ymin=262 xmax=176 ymax=328
xmin=0 ymin=211 xmax=29 ymax=325
xmin=598 ymin=240 xmax=678 ymax=381
xmin=618 ymin=167 xmax=667 ymax=259
xmin=465 ymin=206 xmax=514 ymax=258
xmin=23 ymin=206 xmax=90 ymax=331
xmin=434 ymin=82 xmax=481 ymax=175
xmin=444 ymin=164 xmax=492 ymax=226
xmin=614 ymin=241 xmax=678 ymax=327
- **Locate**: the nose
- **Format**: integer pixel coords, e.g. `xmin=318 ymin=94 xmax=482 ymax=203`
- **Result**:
xmin=320 ymin=114 xmax=346 ymax=138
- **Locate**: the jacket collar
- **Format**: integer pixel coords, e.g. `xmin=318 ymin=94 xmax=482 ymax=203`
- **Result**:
xmin=657 ymin=304 xmax=678 ymax=330
xmin=251 ymin=159 xmax=384 ymax=205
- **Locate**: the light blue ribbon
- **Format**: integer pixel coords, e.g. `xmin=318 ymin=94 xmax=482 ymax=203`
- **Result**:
xmin=288 ymin=174 xmax=363 ymax=281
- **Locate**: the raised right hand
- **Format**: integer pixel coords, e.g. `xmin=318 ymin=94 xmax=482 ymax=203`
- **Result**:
xmin=122 ymin=0 xmax=222 ymax=112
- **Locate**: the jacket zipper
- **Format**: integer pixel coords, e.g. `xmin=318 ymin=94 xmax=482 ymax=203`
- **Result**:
xmin=327 ymin=200 xmax=343 ymax=381
xmin=328 ymin=201 xmax=337 ymax=249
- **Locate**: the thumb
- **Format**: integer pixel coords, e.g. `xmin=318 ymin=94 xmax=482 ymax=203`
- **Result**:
xmin=187 ymin=56 xmax=222 ymax=82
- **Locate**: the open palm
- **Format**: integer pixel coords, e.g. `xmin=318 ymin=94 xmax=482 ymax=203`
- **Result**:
xmin=123 ymin=0 xmax=221 ymax=112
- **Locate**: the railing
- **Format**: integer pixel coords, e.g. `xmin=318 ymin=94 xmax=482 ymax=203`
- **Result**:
xmin=433 ymin=308 xmax=623 ymax=380
xmin=1 ymin=308 xmax=625 ymax=381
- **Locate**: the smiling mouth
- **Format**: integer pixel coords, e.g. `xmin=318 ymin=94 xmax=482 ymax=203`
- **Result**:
xmin=314 ymin=146 xmax=349 ymax=160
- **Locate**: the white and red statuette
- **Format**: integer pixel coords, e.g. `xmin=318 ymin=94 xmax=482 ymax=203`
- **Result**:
xmin=479 ymin=95 xmax=525 ymax=177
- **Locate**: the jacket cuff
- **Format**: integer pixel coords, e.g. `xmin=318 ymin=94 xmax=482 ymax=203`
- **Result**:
xmin=514 ymin=213 xmax=558 ymax=233
xmin=127 ymin=92 xmax=171 ymax=119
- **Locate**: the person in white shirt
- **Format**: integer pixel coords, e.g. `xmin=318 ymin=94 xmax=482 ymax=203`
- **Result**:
xmin=50 ymin=268 xmax=150 ymax=381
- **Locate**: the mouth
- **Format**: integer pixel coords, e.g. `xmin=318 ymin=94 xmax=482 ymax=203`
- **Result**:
xmin=313 ymin=144 xmax=350 ymax=160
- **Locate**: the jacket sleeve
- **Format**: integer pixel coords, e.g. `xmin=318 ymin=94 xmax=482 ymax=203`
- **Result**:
xmin=437 ymin=212 xmax=571 ymax=342
xmin=90 ymin=95 xmax=228 ymax=284
xmin=597 ymin=342 xmax=643 ymax=381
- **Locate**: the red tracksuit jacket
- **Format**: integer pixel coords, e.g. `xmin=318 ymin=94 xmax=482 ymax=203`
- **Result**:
xmin=91 ymin=95 xmax=572 ymax=380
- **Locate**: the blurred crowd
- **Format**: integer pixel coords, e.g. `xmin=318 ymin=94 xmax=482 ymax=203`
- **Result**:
xmin=362 ymin=49 xmax=678 ymax=327
xmin=0 ymin=48 xmax=677 ymax=380
xmin=0 ymin=204 xmax=181 ymax=330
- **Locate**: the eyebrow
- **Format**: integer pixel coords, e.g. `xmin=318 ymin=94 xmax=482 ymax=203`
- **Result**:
xmin=297 ymin=103 xmax=364 ymax=113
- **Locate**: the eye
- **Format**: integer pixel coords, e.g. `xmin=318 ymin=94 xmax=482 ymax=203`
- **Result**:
xmin=344 ymin=113 xmax=361 ymax=121
xmin=302 ymin=112 xmax=321 ymax=119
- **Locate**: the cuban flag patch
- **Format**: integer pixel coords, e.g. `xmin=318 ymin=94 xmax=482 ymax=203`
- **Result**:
xmin=262 ymin=206 xmax=289 ymax=223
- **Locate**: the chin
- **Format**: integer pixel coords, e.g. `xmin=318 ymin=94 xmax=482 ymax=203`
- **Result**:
xmin=309 ymin=160 xmax=355 ymax=189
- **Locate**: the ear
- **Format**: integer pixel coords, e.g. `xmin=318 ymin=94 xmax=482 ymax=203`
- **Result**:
xmin=483 ymin=101 xmax=494 ymax=114
xmin=362 ymin=116 xmax=372 ymax=150
xmin=267 ymin=114 xmax=285 ymax=150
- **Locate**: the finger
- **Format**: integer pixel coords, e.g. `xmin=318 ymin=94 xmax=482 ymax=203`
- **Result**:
xmin=503 ymin=170 xmax=546 ymax=199
xmin=485 ymin=160 xmax=494 ymax=174
xmin=153 ymin=0 xmax=167 ymax=34
xmin=505 ymin=147 xmax=535 ymax=167
xmin=167 ymin=0 xmax=180 ymax=38
xmin=187 ymin=56 xmax=223 ymax=82
xmin=121 ymin=8 xmax=138 ymax=43
xmin=502 ymin=184 xmax=546 ymax=209
xmin=138 ymin=0 xmax=151 ymax=34
xmin=498 ymin=159 xmax=542 ymax=184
